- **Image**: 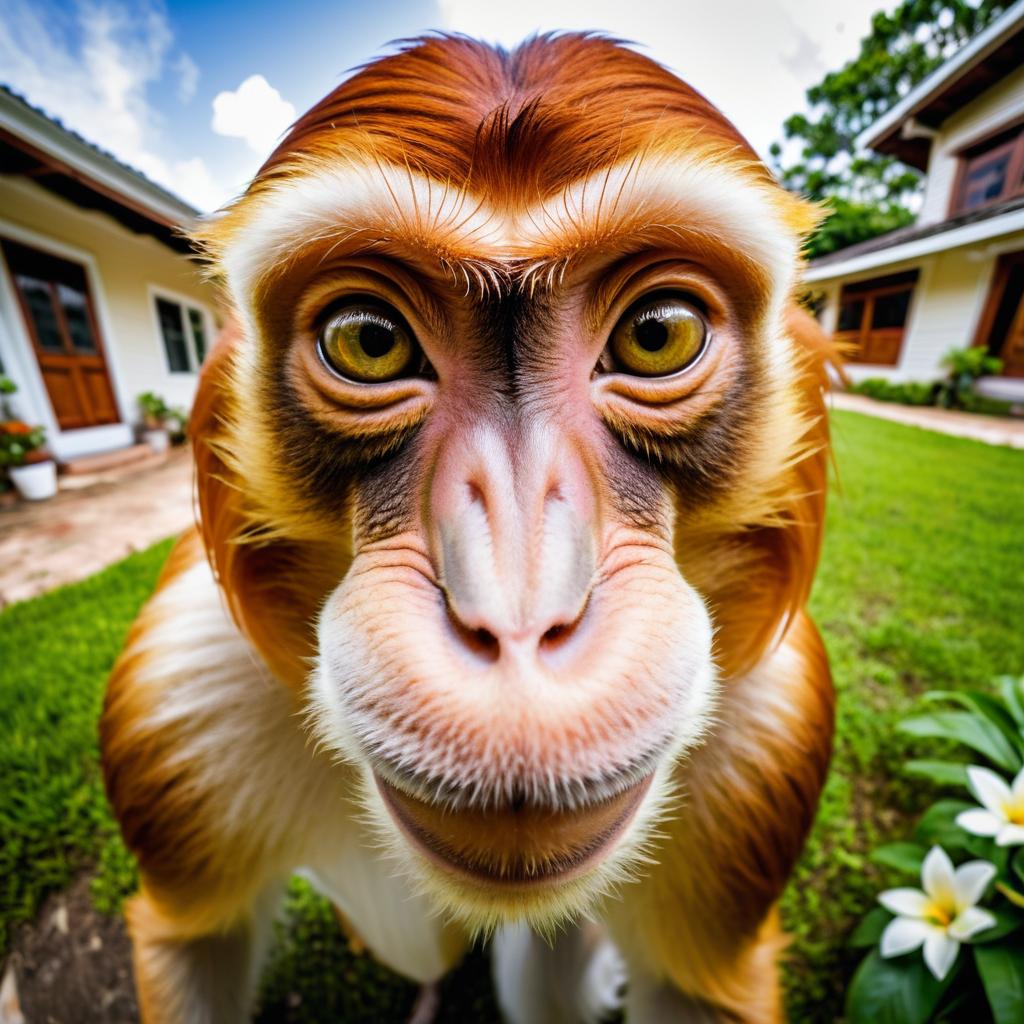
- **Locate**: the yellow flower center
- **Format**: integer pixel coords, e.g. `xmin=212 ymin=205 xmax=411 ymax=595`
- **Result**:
xmin=925 ymin=901 xmax=952 ymax=928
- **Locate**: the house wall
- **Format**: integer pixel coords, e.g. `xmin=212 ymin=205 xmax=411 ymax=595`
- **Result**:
xmin=812 ymin=228 xmax=1024 ymax=383
xmin=0 ymin=174 xmax=219 ymax=459
xmin=919 ymin=63 xmax=1024 ymax=225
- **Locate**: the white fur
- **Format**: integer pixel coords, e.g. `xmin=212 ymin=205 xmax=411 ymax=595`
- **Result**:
xmin=216 ymin=152 xmax=800 ymax=317
xmin=493 ymin=922 xmax=627 ymax=1024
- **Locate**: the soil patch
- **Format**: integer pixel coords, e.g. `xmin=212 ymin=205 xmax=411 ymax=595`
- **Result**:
xmin=5 ymin=876 xmax=138 ymax=1023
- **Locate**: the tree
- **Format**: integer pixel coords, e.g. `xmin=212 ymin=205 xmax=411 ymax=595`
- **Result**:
xmin=771 ymin=0 xmax=1010 ymax=258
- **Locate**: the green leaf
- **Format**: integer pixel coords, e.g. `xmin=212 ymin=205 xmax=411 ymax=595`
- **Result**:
xmin=965 ymin=833 xmax=1006 ymax=871
xmin=913 ymin=800 xmax=975 ymax=850
xmin=974 ymin=935 xmax=1024 ymax=1024
xmin=998 ymin=676 xmax=1024 ymax=731
xmin=872 ymin=842 xmax=927 ymax=877
xmin=846 ymin=948 xmax=958 ymax=1024
xmin=851 ymin=907 xmax=892 ymax=948
xmin=921 ymin=691 xmax=1024 ymax=759
xmin=899 ymin=712 xmax=1022 ymax=772
xmin=1013 ymin=849 xmax=1024 ymax=888
xmin=904 ymin=759 xmax=970 ymax=789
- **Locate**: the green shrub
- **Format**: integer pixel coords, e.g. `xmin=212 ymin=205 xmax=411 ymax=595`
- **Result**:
xmin=936 ymin=347 xmax=1004 ymax=411
xmin=849 ymin=378 xmax=936 ymax=406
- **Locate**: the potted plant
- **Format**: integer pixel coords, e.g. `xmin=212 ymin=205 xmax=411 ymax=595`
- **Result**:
xmin=1 ymin=419 xmax=56 ymax=500
xmin=138 ymin=391 xmax=172 ymax=453
xmin=0 ymin=376 xmax=57 ymax=501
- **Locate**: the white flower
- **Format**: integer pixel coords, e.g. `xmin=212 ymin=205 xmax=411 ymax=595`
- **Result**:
xmin=956 ymin=765 xmax=1024 ymax=846
xmin=878 ymin=845 xmax=996 ymax=980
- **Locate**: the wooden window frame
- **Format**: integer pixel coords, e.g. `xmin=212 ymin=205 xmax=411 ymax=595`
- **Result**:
xmin=949 ymin=119 xmax=1024 ymax=217
xmin=834 ymin=271 xmax=919 ymax=367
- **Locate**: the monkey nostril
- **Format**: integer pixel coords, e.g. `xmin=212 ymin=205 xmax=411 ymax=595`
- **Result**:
xmin=471 ymin=626 xmax=500 ymax=654
xmin=443 ymin=593 xmax=500 ymax=664
xmin=538 ymin=594 xmax=591 ymax=656
xmin=540 ymin=622 xmax=570 ymax=646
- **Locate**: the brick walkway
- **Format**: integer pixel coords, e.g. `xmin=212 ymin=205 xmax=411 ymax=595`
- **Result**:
xmin=831 ymin=391 xmax=1024 ymax=449
xmin=0 ymin=448 xmax=193 ymax=608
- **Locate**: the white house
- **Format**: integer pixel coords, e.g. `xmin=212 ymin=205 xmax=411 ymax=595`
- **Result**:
xmin=0 ymin=85 xmax=220 ymax=462
xmin=807 ymin=1 xmax=1024 ymax=401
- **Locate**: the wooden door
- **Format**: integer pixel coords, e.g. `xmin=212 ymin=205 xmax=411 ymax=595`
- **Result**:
xmin=1002 ymin=302 xmax=1024 ymax=376
xmin=976 ymin=251 xmax=1024 ymax=378
xmin=1 ymin=239 xmax=119 ymax=429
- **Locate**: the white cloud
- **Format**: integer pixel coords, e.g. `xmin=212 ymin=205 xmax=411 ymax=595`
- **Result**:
xmin=211 ymin=74 xmax=296 ymax=155
xmin=435 ymin=0 xmax=883 ymax=161
xmin=0 ymin=0 xmax=227 ymax=211
xmin=174 ymin=52 xmax=199 ymax=103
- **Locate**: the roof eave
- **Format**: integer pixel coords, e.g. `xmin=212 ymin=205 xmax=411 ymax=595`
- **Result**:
xmin=856 ymin=0 xmax=1024 ymax=157
xmin=0 ymin=88 xmax=200 ymax=233
xmin=803 ymin=206 xmax=1024 ymax=283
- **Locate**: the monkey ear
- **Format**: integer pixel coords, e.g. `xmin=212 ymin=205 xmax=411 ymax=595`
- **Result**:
xmin=189 ymin=323 xmax=316 ymax=687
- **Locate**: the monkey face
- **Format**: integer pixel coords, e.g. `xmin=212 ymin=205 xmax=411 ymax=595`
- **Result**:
xmin=197 ymin=37 xmax=822 ymax=932
xmin=306 ymin=277 xmax=720 ymax=927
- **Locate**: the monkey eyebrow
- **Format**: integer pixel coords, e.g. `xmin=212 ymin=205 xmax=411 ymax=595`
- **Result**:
xmin=212 ymin=150 xmax=809 ymax=311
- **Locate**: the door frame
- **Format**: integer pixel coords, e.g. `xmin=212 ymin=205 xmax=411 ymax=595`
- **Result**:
xmin=3 ymin=237 xmax=120 ymax=429
xmin=0 ymin=216 xmax=130 ymax=451
xmin=973 ymin=248 xmax=1024 ymax=378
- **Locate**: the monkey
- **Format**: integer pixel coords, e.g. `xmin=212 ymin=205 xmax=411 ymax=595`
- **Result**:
xmin=100 ymin=33 xmax=835 ymax=1024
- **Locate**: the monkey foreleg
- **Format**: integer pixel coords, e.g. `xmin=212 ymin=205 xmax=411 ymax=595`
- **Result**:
xmin=126 ymin=881 xmax=283 ymax=1024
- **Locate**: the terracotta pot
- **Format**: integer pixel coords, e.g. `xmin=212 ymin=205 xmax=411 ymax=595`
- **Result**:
xmin=9 ymin=459 xmax=57 ymax=500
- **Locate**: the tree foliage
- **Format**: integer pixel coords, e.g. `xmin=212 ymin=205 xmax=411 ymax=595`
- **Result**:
xmin=772 ymin=0 xmax=1010 ymax=257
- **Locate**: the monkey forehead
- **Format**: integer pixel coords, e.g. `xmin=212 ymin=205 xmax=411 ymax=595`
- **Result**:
xmin=202 ymin=146 xmax=819 ymax=312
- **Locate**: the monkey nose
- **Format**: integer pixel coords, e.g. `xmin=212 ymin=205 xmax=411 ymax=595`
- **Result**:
xmin=441 ymin=581 xmax=593 ymax=669
xmin=430 ymin=420 xmax=599 ymax=669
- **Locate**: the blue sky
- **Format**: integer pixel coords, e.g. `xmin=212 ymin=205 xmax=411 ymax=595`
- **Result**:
xmin=0 ymin=0 xmax=887 ymax=211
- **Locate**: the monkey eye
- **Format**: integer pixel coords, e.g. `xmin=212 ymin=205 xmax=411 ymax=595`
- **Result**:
xmin=608 ymin=293 xmax=709 ymax=377
xmin=317 ymin=301 xmax=421 ymax=383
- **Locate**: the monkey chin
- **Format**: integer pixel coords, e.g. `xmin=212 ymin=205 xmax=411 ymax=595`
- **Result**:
xmin=355 ymin=754 xmax=685 ymax=938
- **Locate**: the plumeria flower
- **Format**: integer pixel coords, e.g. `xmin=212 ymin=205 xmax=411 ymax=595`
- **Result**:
xmin=956 ymin=765 xmax=1024 ymax=846
xmin=878 ymin=845 xmax=996 ymax=980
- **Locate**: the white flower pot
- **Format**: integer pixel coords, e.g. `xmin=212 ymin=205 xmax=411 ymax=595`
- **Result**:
xmin=143 ymin=428 xmax=170 ymax=454
xmin=10 ymin=459 xmax=57 ymax=501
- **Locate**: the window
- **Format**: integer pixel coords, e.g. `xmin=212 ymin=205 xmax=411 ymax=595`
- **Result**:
xmin=3 ymin=240 xmax=101 ymax=355
xmin=834 ymin=271 xmax=919 ymax=366
xmin=154 ymin=294 xmax=209 ymax=373
xmin=952 ymin=125 xmax=1024 ymax=215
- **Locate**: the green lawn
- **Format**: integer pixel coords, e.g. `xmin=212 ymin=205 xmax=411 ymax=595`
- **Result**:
xmin=1 ymin=408 xmax=1022 ymax=1021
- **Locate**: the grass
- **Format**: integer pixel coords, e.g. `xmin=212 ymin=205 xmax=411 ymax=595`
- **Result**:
xmin=1 ymin=408 xmax=1022 ymax=1020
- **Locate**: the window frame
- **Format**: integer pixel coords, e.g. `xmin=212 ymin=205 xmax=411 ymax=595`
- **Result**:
xmin=148 ymin=285 xmax=215 ymax=376
xmin=3 ymin=239 xmax=107 ymax=360
xmin=949 ymin=119 xmax=1024 ymax=217
xmin=834 ymin=270 xmax=919 ymax=367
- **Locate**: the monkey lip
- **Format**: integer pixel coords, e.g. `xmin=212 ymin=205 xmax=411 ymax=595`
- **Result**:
xmin=375 ymin=772 xmax=653 ymax=886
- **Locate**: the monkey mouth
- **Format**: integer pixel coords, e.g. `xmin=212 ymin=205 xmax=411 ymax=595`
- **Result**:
xmin=374 ymin=772 xmax=653 ymax=886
